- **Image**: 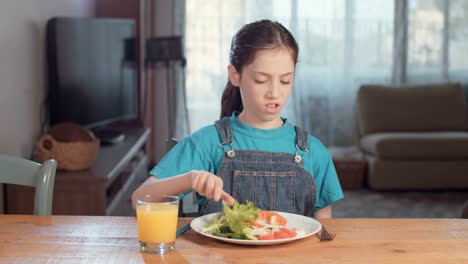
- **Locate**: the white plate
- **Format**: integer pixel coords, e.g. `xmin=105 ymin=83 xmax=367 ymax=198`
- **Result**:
xmin=190 ymin=211 xmax=321 ymax=245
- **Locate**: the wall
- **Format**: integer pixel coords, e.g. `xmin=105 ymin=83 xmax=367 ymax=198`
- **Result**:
xmin=96 ymin=0 xmax=139 ymax=18
xmin=0 ymin=0 xmax=95 ymax=214
xmin=95 ymin=0 xmax=145 ymax=126
xmin=0 ymin=0 xmax=95 ymax=157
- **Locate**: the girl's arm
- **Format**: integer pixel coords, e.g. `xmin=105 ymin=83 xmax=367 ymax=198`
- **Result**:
xmin=131 ymin=170 xmax=235 ymax=208
xmin=131 ymin=172 xmax=192 ymax=208
xmin=314 ymin=205 xmax=332 ymax=218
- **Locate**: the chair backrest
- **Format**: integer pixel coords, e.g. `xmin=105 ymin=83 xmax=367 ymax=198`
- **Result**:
xmin=0 ymin=155 xmax=57 ymax=215
xmin=165 ymin=138 xmax=178 ymax=154
xmin=463 ymin=201 xmax=468 ymax=219
xmin=164 ymin=138 xmax=186 ymax=216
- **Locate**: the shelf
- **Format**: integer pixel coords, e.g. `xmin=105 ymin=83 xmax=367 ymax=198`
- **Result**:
xmin=106 ymin=153 xmax=147 ymax=215
xmin=6 ymin=126 xmax=150 ymax=216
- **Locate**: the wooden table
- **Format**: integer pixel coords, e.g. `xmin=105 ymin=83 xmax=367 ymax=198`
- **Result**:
xmin=0 ymin=215 xmax=467 ymax=263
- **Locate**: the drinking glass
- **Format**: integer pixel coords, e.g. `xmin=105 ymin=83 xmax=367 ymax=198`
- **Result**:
xmin=136 ymin=194 xmax=179 ymax=254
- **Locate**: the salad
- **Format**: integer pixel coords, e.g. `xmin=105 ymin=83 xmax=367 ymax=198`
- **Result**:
xmin=202 ymin=201 xmax=298 ymax=240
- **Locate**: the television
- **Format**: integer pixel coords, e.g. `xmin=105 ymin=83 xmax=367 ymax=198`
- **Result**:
xmin=46 ymin=17 xmax=138 ymax=143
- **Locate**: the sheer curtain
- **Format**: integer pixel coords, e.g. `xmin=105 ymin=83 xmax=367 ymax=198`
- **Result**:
xmin=291 ymin=0 xmax=394 ymax=146
xmin=184 ymin=0 xmax=468 ymax=148
xmin=406 ymin=0 xmax=468 ymax=84
xmin=144 ymin=0 xmax=189 ymax=163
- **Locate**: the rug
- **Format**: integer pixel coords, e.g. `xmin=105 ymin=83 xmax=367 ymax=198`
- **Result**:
xmin=333 ymin=189 xmax=468 ymax=218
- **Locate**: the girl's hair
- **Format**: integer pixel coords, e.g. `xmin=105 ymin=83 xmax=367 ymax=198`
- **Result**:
xmin=220 ymin=20 xmax=299 ymax=118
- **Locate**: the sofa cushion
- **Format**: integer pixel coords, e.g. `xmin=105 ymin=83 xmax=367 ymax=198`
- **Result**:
xmin=360 ymin=132 xmax=468 ymax=159
xmin=358 ymin=83 xmax=467 ymax=136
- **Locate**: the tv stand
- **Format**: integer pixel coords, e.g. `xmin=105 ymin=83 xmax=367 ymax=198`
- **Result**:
xmin=6 ymin=126 xmax=150 ymax=216
xmin=93 ymin=126 xmax=126 ymax=145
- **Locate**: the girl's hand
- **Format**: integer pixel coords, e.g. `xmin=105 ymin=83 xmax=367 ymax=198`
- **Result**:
xmin=190 ymin=170 xmax=235 ymax=205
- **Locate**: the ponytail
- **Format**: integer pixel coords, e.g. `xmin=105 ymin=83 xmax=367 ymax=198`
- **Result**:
xmin=220 ymin=81 xmax=243 ymax=118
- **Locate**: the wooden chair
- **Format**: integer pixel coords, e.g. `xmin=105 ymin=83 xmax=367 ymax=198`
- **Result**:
xmin=0 ymin=155 xmax=57 ymax=215
xmin=165 ymin=138 xmax=178 ymax=154
xmin=462 ymin=201 xmax=468 ymax=219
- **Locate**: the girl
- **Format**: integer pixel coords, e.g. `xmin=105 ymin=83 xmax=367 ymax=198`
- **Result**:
xmin=132 ymin=20 xmax=343 ymax=218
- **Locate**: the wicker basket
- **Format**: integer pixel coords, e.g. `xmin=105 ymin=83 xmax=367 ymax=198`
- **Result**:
xmin=36 ymin=123 xmax=100 ymax=171
xmin=333 ymin=159 xmax=367 ymax=189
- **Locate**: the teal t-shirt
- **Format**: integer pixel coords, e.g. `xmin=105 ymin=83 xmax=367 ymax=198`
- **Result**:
xmin=150 ymin=112 xmax=344 ymax=212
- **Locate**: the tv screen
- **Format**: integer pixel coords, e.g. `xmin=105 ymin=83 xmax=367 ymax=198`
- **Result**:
xmin=46 ymin=17 xmax=137 ymax=129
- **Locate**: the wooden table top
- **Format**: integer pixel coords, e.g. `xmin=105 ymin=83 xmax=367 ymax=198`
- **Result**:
xmin=0 ymin=215 xmax=467 ymax=263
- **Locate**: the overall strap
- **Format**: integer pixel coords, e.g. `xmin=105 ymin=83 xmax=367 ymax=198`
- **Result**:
xmin=295 ymin=126 xmax=308 ymax=151
xmin=215 ymin=117 xmax=234 ymax=145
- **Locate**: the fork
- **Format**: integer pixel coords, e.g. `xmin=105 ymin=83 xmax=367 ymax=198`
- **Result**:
xmin=318 ymin=225 xmax=336 ymax=242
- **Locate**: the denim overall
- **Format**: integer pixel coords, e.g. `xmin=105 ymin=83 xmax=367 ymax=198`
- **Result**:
xmin=199 ymin=117 xmax=317 ymax=216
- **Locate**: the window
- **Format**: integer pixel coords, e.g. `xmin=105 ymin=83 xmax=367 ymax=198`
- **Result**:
xmin=185 ymin=0 xmax=467 ymax=146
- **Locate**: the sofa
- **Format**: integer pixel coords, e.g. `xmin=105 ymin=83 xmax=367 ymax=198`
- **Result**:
xmin=357 ymin=83 xmax=468 ymax=190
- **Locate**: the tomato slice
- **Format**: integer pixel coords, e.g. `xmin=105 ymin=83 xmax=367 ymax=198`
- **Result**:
xmin=258 ymin=233 xmax=275 ymax=240
xmin=273 ymin=228 xmax=297 ymax=239
xmin=255 ymin=211 xmax=287 ymax=226
xmin=258 ymin=228 xmax=297 ymax=240
xmin=252 ymin=211 xmax=295 ymax=240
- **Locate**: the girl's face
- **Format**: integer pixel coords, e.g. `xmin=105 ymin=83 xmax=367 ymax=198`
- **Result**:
xmin=228 ymin=47 xmax=295 ymax=128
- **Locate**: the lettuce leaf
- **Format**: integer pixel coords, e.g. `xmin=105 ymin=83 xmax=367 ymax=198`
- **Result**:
xmin=202 ymin=200 xmax=260 ymax=240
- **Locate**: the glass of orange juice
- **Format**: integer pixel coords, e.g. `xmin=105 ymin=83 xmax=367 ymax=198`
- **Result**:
xmin=136 ymin=194 xmax=179 ymax=254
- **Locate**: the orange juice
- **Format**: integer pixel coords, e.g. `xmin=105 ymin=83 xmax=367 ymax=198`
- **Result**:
xmin=137 ymin=204 xmax=178 ymax=243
